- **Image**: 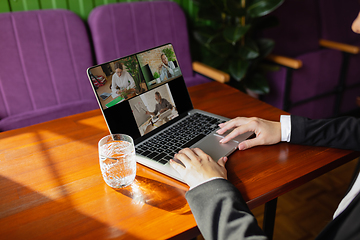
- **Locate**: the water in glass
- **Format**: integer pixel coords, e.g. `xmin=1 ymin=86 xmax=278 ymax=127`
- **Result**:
xmin=99 ymin=137 xmax=136 ymax=188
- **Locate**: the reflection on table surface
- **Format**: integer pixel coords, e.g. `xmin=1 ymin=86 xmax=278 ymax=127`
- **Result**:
xmin=1 ymin=81 xmax=359 ymax=240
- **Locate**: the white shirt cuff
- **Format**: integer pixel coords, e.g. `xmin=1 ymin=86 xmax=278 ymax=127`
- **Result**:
xmin=280 ymin=115 xmax=291 ymax=142
xmin=189 ymin=177 xmax=225 ymax=191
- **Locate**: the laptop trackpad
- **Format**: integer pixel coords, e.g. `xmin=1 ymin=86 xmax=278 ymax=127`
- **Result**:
xmin=192 ymin=134 xmax=238 ymax=162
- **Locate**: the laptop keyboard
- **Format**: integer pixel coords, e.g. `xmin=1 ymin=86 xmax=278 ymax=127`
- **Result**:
xmin=136 ymin=113 xmax=226 ymax=165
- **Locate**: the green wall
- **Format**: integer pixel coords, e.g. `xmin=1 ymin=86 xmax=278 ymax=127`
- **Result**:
xmin=0 ymin=0 xmax=202 ymax=60
xmin=0 ymin=0 xmax=198 ymax=21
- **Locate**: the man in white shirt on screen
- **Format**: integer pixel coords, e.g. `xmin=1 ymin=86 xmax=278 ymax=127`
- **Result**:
xmin=158 ymin=54 xmax=175 ymax=82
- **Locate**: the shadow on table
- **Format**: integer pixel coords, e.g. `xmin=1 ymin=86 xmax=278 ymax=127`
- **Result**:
xmin=0 ymin=175 xmax=142 ymax=239
xmin=116 ymin=175 xmax=191 ymax=214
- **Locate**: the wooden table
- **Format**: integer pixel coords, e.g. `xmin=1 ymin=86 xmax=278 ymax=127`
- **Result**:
xmin=1 ymin=81 xmax=359 ymax=239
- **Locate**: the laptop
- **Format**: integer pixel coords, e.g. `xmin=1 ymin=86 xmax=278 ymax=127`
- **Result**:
xmin=87 ymin=43 xmax=252 ymax=182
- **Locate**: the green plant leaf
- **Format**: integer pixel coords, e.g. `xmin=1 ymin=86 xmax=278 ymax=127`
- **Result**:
xmin=245 ymin=72 xmax=270 ymax=94
xmin=204 ymin=56 xmax=226 ymax=69
xmin=198 ymin=46 xmax=226 ymax=69
xmin=198 ymin=4 xmax=222 ymax=21
xmin=209 ymin=0 xmax=226 ymax=11
xmin=226 ymin=0 xmax=246 ymax=17
xmin=258 ymin=62 xmax=280 ymax=72
xmin=193 ymin=26 xmax=218 ymax=45
xmin=247 ymin=0 xmax=284 ymax=18
xmin=162 ymin=47 xmax=176 ymax=61
xmin=153 ymin=71 xmax=160 ymax=79
xmin=191 ymin=0 xmax=203 ymax=5
xmin=223 ymin=25 xmax=250 ymax=44
xmin=208 ymin=41 xmax=233 ymax=57
xmin=229 ymin=59 xmax=250 ymax=81
xmin=256 ymin=38 xmax=274 ymax=58
xmin=237 ymin=39 xmax=259 ymax=59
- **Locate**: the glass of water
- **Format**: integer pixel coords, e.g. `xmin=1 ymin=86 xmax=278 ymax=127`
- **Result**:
xmin=98 ymin=134 xmax=136 ymax=188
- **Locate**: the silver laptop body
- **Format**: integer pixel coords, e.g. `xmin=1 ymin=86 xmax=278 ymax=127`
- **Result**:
xmin=87 ymin=43 xmax=252 ymax=183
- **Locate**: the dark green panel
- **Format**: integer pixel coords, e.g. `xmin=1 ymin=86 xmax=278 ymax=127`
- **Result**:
xmin=40 ymin=0 xmax=68 ymax=9
xmin=186 ymin=0 xmax=194 ymax=17
xmin=10 ymin=0 xmax=40 ymax=11
xmin=178 ymin=0 xmax=196 ymax=19
xmin=0 ymin=0 xmax=11 ymax=12
xmin=94 ymin=0 xmax=118 ymax=7
xmin=3 ymin=0 xmax=199 ymax=23
xmin=40 ymin=0 xmax=53 ymax=9
xmin=68 ymin=1 xmax=81 ymax=17
xmin=191 ymin=2 xmax=199 ymax=20
xmin=69 ymin=0 xmax=95 ymax=19
xmin=26 ymin=0 xmax=41 ymax=10
xmin=171 ymin=0 xmax=182 ymax=4
xmin=9 ymin=0 xmax=26 ymax=12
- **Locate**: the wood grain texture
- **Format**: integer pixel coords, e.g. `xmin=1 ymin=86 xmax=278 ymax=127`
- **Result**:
xmin=319 ymin=39 xmax=360 ymax=55
xmin=0 ymin=81 xmax=358 ymax=239
xmin=266 ymin=54 xmax=303 ymax=69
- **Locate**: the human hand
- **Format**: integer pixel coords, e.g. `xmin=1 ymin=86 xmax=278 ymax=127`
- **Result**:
xmin=161 ymin=62 xmax=168 ymax=69
xmin=217 ymin=117 xmax=281 ymax=150
xmin=169 ymin=148 xmax=228 ymax=188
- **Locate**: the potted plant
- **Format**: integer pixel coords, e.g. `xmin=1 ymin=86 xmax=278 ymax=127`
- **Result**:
xmin=162 ymin=47 xmax=176 ymax=62
xmin=192 ymin=0 xmax=284 ymax=95
xmin=120 ymin=56 xmax=144 ymax=93
xmin=121 ymin=89 xmax=128 ymax=99
xmin=153 ymin=71 xmax=161 ymax=83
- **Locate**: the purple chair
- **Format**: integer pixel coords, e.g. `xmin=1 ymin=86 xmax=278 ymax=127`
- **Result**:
xmin=87 ymin=1 xmax=228 ymax=88
xmin=318 ymin=0 xmax=360 ymax=115
xmin=0 ymin=9 xmax=98 ymax=131
xmin=262 ymin=0 xmax=344 ymax=119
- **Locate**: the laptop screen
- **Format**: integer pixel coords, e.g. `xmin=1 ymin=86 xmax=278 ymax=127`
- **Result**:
xmin=87 ymin=43 xmax=193 ymax=143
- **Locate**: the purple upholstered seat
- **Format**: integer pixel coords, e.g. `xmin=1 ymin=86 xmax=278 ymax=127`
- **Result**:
xmin=318 ymin=0 xmax=360 ymax=115
xmin=87 ymin=1 xmax=211 ymax=88
xmin=261 ymin=0 xmax=344 ymax=119
xmin=0 ymin=9 xmax=98 ymax=131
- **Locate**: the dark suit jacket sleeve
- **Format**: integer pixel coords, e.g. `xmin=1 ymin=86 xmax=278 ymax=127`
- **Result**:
xmin=186 ymin=178 xmax=267 ymax=240
xmin=290 ymin=115 xmax=360 ymax=151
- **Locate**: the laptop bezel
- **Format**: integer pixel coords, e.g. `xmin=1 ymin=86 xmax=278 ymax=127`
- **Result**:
xmin=86 ymin=43 xmax=194 ymax=144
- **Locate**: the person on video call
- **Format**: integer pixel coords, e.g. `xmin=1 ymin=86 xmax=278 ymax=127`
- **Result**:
xmin=111 ymin=62 xmax=136 ymax=99
xmin=146 ymin=92 xmax=173 ymax=116
xmin=169 ymin=11 xmax=360 ymax=240
xmin=158 ymin=54 xmax=175 ymax=81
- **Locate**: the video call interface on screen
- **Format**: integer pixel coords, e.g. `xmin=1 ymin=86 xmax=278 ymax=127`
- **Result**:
xmin=88 ymin=44 xmax=186 ymax=137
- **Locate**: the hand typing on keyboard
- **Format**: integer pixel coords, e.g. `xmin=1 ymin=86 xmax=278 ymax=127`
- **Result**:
xmin=217 ymin=117 xmax=281 ymax=150
xmin=169 ymin=148 xmax=228 ymax=189
xmin=136 ymin=113 xmax=226 ymax=166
